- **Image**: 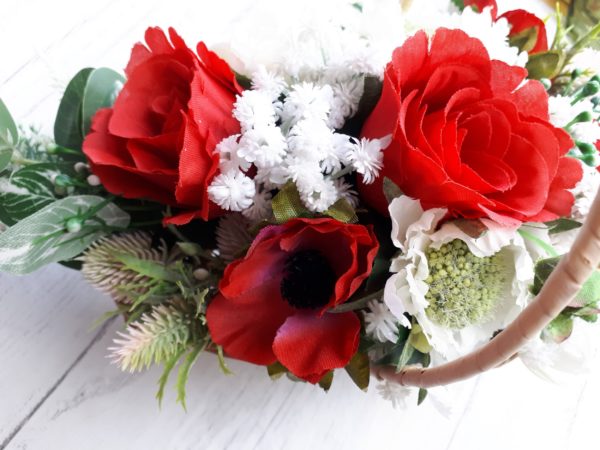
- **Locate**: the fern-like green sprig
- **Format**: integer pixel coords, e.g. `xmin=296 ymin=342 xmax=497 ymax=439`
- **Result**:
xmin=109 ymin=304 xmax=190 ymax=372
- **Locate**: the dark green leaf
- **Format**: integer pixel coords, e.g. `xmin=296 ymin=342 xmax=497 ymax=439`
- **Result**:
xmin=531 ymin=256 xmax=561 ymax=296
xmin=318 ymin=371 xmax=334 ymax=392
xmin=54 ymin=68 xmax=94 ymax=151
xmin=267 ymin=361 xmax=288 ymax=380
xmin=81 ymin=68 xmax=124 ymax=135
xmin=525 ymin=51 xmax=563 ymax=80
xmin=545 ymin=218 xmax=582 ymax=234
xmin=417 ymin=388 xmax=428 ymax=406
xmin=345 ymin=352 xmax=370 ymax=391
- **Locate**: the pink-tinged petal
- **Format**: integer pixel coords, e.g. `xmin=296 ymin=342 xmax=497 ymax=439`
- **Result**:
xmin=207 ymin=277 xmax=294 ymax=366
xmin=273 ymin=312 xmax=361 ymax=383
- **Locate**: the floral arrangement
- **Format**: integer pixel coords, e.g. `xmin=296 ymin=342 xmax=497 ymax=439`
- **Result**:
xmin=1 ymin=0 xmax=599 ymax=408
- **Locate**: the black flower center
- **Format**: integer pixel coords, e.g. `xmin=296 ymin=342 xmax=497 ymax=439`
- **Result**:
xmin=280 ymin=250 xmax=336 ymax=309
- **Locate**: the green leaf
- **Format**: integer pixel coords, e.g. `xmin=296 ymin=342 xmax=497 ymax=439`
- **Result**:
xmin=531 ymin=256 xmax=561 ymax=296
xmin=382 ymin=177 xmax=403 ymax=205
xmin=156 ymin=347 xmax=186 ymax=408
xmin=324 ymin=198 xmax=358 ymax=223
xmin=345 ymin=352 xmax=370 ymax=391
xmin=525 ymin=51 xmax=563 ymax=80
xmin=545 ymin=218 xmax=582 ymax=234
xmin=397 ymin=339 xmax=416 ymax=371
xmin=267 ymin=361 xmax=288 ymax=380
xmin=519 ymin=228 xmax=559 ymax=258
xmin=81 ymin=68 xmax=124 ymax=135
xmin=176 ymin=342 xmax=206 ymax=410
xmin=0 ymin=99 xmax=18 ymax=172
xmin=54 ymin=68 xmax=94 ymax=151
xmin=574 ymin=270 xmax=600 ymax=307
xmin=271 ymin=182 xmax=310 ymax=223
xmin=407 ymin=324 xmax=432 ymax=354
xmin=509 ymin=26 xmax=541 ymax=53
xmin=216 ymin=345 xmax=233 ymax=375
xmin=318 ymin=371 xmax=334 ymax=392
xmin=543 ymin=314 xmax=574 ymax=343
xmin=0 ymin=98 xmax=18 ymax=145
xmin=0 ymin=163 xmax=61 ymax=225
xmin=0 ymin=195 xmax=129 ymax=274
xmin=113 ymin=253 xmax=178 ymax=282
xmin=567 ymin=0 xmax=600 ymax=48
xmin=417 ymin=388 xmax=428 ymax=406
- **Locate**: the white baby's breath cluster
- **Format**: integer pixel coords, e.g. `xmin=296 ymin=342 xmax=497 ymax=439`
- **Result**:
xmin=208 ymin=68 xmax=390 ymax=217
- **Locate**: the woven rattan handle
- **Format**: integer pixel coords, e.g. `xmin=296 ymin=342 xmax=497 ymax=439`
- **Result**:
xmin=373 ymin=187 xmax=600 ymax=388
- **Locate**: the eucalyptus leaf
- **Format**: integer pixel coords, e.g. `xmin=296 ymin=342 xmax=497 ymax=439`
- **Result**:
xmin=545 ymin=218 xmax=582 ymax=234
xmin=81 ymin=68 xmax=124 ymax=135
xmin=0 ymin=195 xmax=129 ymax=274
xmin=54 ymin=68 xmax=94 ymax=151
xmin=345 ymin=352 xmax=370 ymax=391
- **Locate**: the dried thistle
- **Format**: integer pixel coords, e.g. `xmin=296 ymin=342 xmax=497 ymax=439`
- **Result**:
xmin=80 ymin=231 xmax=167 ymax=306
xmin=216 ymin=213 xmax=253 ymax=263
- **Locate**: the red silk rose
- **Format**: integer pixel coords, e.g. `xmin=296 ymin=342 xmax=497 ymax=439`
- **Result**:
xmin=206 ymin=218 xmax=379 ymax=383
xmin=360 ymin=29 xmax=581 ymax=224
xmin=83 ymin=27 xmax=242 ymax=225
xmin=464 ymin=0 xmax=548 ymax=54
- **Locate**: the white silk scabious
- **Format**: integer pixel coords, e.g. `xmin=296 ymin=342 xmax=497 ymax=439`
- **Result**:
xmin=384 ymin=196 xmax=535 ymax=360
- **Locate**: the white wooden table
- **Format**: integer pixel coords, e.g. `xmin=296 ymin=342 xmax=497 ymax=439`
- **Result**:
xmin=1 ymin=1 xmax=599 ymax=449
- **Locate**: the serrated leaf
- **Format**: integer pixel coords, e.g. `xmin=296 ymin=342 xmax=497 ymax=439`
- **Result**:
xmin=176 ymin=342 xmax=206 ymax=410
xmin=318 ymin=371 xmax=334 ymax=392
xmin=525 ymin=51 xmax=563 ymax=80
xmin=81 ymin=68 xmax=124 ymax=135
xmin=54 ymin=68 xmax=94 ymax=151
xmin=156 ymin=347 xmax=186 ymax=408
xmin=0 ymin=195 xmax=129 ymax=274
xmin=267 ymin=361 xmax=288 ymax=380
xmin=345 ymin=352 xmax=370 ymax=391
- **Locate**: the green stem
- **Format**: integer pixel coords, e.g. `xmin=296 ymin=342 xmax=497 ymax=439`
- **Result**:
xmin=329 ymin=288 xmax=384 ymax=313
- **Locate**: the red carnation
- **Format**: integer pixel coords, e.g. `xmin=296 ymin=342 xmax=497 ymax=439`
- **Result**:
xmin=360 ymin=28 xmax=581 ymax=224
xmin=83 ymin=27 xmax=242 ymax=225
xmin=206 ymin=218 xmax=379 ymax=383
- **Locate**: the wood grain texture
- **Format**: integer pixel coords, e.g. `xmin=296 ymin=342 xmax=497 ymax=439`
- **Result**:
xmin=0 ymin=1 xmax=599 ymax=449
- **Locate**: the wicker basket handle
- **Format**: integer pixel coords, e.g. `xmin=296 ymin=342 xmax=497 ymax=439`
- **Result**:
xmin=373 ymin=187 xmax=600 ymax=388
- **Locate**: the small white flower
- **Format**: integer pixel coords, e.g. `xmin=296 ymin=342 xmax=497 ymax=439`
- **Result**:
xmin=287 ymin=117 xmax=335 ymax=163
xmin=238 ymin=125 xmax=288 ymax=169
xmin=384 ymin=195 xmax=534 ymax=360
xmin=299 ymin=176 xmax=338 ymax=212
xmin=571 ymin=121 xmax=600 ymax=145
xmin=215 ymin=135 xmax=251 ymax=173
xmin=364 ymin=299 xmax=400 ymax=343
xmin=208 ymin=171 xmax=256 ymax=212
xmin=251 ymin=66 xmax=287 ymax=100
xmin=347 ymin=135 xmax=391 ymax=184
xmin=233 ymin=90 xmax=279 ymax=131
xmin=281 ymin=82 xmax=333 ymax=127
xmin=548 ymin=95 xmax=593 ymax=129
xmin=377 ymin=380 xmax=414 ymax=409
xmin=327 ymin=76 xmax=365 ymax=129
xmin=286 ymin=158 xmax=324 ymax=189
xmin=242 ymin=188 xmax=273 ymax=222
xmin=333 ymin=178 xmax=359 ymax=208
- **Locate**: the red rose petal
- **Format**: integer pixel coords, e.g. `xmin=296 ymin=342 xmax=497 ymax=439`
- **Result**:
xmin=273 ymin=312 xmax=361 ymax=383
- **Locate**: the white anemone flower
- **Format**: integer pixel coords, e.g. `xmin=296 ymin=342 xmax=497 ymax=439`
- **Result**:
xmin=384 ymin=196 xmax=535 ymax=360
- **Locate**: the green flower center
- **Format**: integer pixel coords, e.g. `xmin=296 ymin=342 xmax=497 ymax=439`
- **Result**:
xmin=424 ymin=239 xmax=507 ymax=329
